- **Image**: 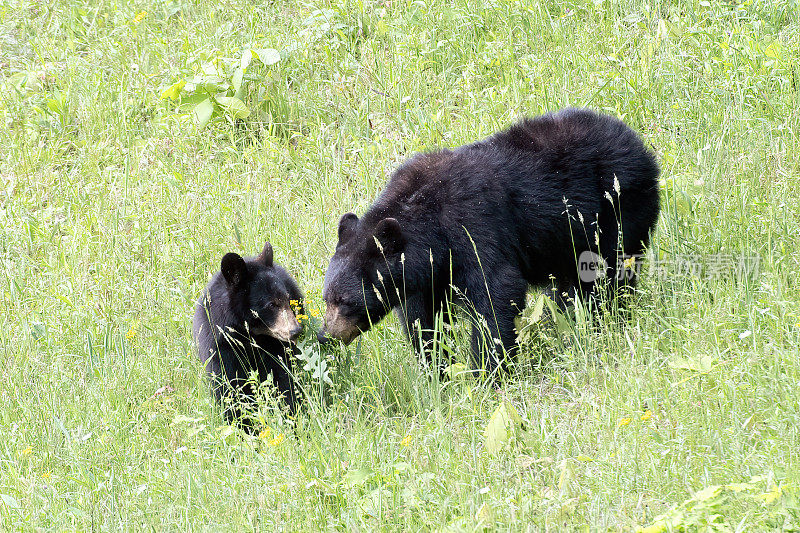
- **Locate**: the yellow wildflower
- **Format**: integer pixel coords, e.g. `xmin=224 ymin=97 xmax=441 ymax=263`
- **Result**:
xmin=760 ymin=484 xmax=783 ymax=504
xmin=126 ymin=326 xmax=136 ymax=340
xmin=133 ymin=10 xmax=147 ymax=23
xmin=289 ymin=300 xmax=299 ymax=306
xmin=269 ymin=433 xmax=284 ymax=446
xmin=42 ymin=471 xmax=51 ymax=480
xmin=400 ymin=435 xmax=412 ymax=447
xmin=641 ymin=410 xmax=653 ymax=421
xmin=309 ymin=308 xmax=320 ymax=317
xmin=618 ymin=417 xmax=632 ymax=427
xmin=623 ymin=256 xmax=636 ymax=270
xmin=297 ymin=314 xmax=309 ymax=322
xmin=19 ymin=446 xmax=32 ymax=457
xmin=258 ymin=427 xmax=272 ymax=440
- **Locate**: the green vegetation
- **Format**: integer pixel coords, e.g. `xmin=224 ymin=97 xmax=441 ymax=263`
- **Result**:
xmin=1 ymin=0 xmax=799 ymax=529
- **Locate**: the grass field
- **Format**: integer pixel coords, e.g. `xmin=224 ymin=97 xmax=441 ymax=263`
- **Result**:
xmin=2 ymin=0 xmax=800 ymax=530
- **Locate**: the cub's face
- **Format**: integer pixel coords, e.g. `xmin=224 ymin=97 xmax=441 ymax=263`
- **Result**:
xmin=220 ymin=242 xmax=302 ymax=343
xmin=319 ymin=213 xmax=406 ymax=345
xmin=245 ymin=270 xmax=301 ymax=342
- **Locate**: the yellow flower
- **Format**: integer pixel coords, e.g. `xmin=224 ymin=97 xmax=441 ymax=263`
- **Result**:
xmin=623 ymin=256 xmax=636 ymax=270
xmin=618 ymin=417 xmax=632 ymax=427
xmin=126 ymin=326 xmax=136 ymax=340
xmin=296 ymin=314 xmax=309 ymax=322
xmin=760 ymin=484 xmax=783 ymax=504
xmin=289 ymin=300 xmax=299 ymax=306
xmin=19 ymin=446 xmax=32 ymax=457
xmin=309 ymin=308 xmax=320 ymax=317
xmin=400 ymin=435 xmax=412 ymax=447
xmin=258 ymin=427 xmax=272 ymax=440
xmin=133 ymin=10 xmax=147 ymax=23
xmin=269 ymin=433 xmax=284 ymax=446
xmin=42 ymin=471 xmax=51 ymax=480
xmin=641 ymin=410 xmax=653 ymax=421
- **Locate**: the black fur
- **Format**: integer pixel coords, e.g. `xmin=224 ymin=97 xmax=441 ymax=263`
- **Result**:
xmin=320 ymin=108 xmax=660 ymax=373
xmin=193 ymin=242 xmax=304 ymax=431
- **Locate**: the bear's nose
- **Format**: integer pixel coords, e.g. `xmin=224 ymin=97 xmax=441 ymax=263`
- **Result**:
xmin=289 ymin=324 xmax=302 ymax=341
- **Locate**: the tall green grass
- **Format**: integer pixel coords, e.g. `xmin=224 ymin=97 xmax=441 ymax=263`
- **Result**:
xmin=1 ymin=0 xmax=798 ymax=529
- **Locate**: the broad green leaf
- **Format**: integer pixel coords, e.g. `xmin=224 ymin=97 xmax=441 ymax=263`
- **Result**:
xmin=764 ymin=41 xmax=781 ymax=59
xmin=343 ymin=467 xmax=374 ymax=487
xmin=186 ymin=425 xmax=205 ymax=437
xmin=172 ymin=414 xmax=203 ymax=425
xmin=401 ymin=487 xmax=422 ymax=509
xmin=444 ymin=362 xmax=468 ymax=381
xmin=232 ymin=67 xmax=244 ymax=95
xmin=188 ymin=75 xmax=228 ymax=92
xmin=694 ymin=485 xmax=722 ymax=502
xmin=543 ymin=295 xmax=572 ymax=335
xmin=200 ymin=62 xmax=221 ymax=77
xmin=359 ymin=487 xmax=391 ymax=518
xmin=161 ymin=79 xmax=186 ymax=100
xmin=483 ymin=401 xmax=522 ymax=454
xmin=251 ymin=48 xmax=281 ymax=65
xmin=392 ymin=461 xmax=410 ymax=472
xmin=1 ymin=494 xmax=20 ymax=509
xmin=192 ymin=98 xmax=214 ymax=128
xmin=529 ymin=293 xmax=545 ymax=323
xmin=215 ymin=96 xmax=250 ymax=119
xmin=176 ymin=93 xmax=208 ymax=113
xmin=240 ymin=49 xmax=253 ymax=71
xmin=216 ymin=425 xmax=237 ymax=444
xmin=46 ymin=96 xmax=63 ymax=113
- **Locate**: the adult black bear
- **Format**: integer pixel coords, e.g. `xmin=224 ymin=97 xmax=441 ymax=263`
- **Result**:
xmin=319 ymin=108 xmax=659 ymax=373
xmin=193 ymin=242 xmax=303 ymax=431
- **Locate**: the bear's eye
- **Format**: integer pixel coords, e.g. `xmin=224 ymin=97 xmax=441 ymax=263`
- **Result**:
xmin=267 ymin=301 xmax=279 ymax=309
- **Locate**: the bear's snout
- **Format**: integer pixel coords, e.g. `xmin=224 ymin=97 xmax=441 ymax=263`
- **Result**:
xmin=288 ymin=323 xmax=302 ymax=342
xmin=320 ymin=305 xmax=360 ymax=345
xmin=268 ymin=307 xmax=302 ymax=343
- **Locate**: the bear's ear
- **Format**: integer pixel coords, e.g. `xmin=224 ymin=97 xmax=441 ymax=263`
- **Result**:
xmin=372 ymin=218 xmax=406 ymax=256
xmin=221 ymin=253 xmax=248 ymax=288
xmin=257 ymin=241 xmax=273 ymax=267
xmin=337 ymin=213 xmax=359 ymax=244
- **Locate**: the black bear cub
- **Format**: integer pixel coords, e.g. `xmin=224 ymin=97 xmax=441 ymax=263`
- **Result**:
xmin=193 ymin=241 xmax=303 ymax=431
xmin=319 ymin=108 xmax=660 ymax=373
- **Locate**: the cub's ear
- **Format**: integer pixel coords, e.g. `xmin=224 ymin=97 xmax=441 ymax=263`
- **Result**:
xmin=221 ymin=253 xmax=248 ymax=288
xmin=337 ymin=212 xmax=359 ymax=244
xmin=257 ymin=241 xmax=273 ymax=267
xmin=372 ymin=218 xmax=406 ymax=256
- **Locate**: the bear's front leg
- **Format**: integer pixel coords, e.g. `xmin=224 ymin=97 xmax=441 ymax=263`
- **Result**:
xmin=271 ymin=347 xmax=299 ymax=416
xmin=462 ymin=267 xmax=528 ymax=376
xmin=395 ymin=293 xmax=437 ymax=364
